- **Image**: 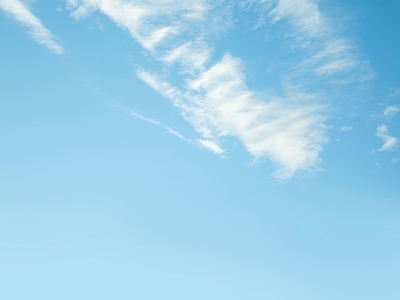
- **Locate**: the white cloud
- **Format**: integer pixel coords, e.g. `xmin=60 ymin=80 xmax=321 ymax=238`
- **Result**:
xmin=376 ymin=125 xmax=398 ymax=152
xmin=383 ymin=105 xmax=399 ymax=118
xmin=0 ymin=0 xmax=63 ymax=54
xmin=67 ymin=0 xmax=371 ymax=179
xmin=137 ymin=55 xmax=326 ymax=180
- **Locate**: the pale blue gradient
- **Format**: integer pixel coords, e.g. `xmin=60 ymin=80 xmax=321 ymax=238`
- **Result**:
xmin=1 ymin=1 xmax=399 ymax=299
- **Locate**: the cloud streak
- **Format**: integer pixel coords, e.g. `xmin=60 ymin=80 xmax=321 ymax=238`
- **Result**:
xmin=129 ymin=110 xmax=188 ymax=142
xmin=0 ymin=0 xmax=63 ymax=54
xmin=115 ymin=105 xmax=188 ymax=142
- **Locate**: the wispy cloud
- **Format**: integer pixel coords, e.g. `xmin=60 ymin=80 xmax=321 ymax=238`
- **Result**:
xmin=340 ymin=126 xmax=352 ymax=132
xmin=389 ymin=89 xmax=400 ymax=98
xmin=137 ymin=55 xmax=326 ymax=180
xmin=0 ymin=0 xmax=63 ymax=54
xmin=114 ymin=105 xmax=188 ymax=142
xmin=376 ymin=125 xmax=398 ymax=152
xmin=268 ymin=0 xmax=327 ymax=37
xmin=129 ymin=111 xmax=188 ymax=142
xmin=67 ymin=0 xmax=209 ymax=53
xmin=197 ymin=139 xmax=225 ymax=155
xmin=67 ymin=0 xmax=370 ymax=179
xmin=383 ymin=105 xmax=399 ymax=119
xmin=392 ymin=157 xmax=400 ymax=164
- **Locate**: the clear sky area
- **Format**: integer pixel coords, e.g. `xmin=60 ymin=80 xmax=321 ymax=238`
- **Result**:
xmin=1 ymin=0 xmax=399 ymax=299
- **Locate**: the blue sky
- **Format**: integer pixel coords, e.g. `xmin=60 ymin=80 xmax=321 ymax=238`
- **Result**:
xmin=0 ymin=0 xmax=399 ymax=299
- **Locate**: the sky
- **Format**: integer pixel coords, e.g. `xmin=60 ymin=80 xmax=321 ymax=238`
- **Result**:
xmin=0 ymin=0 xmax=399 ymax=299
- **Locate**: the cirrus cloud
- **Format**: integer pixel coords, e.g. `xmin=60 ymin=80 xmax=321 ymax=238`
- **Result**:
xmin=67 ymin=0 xmax=371 ymax=179
xmin=0 ymin=0 xmax=63 ymax=54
